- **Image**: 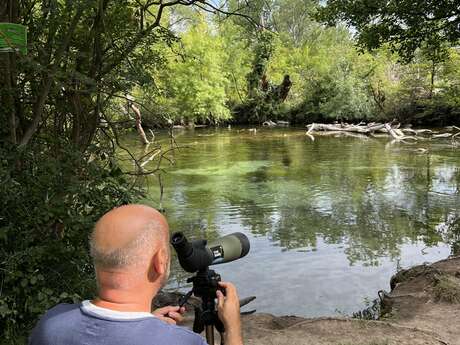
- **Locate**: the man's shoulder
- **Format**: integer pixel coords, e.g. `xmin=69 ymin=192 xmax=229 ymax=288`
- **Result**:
xmin=30 ymin=303 xmax=207 ymax=345
xmin=29 ymin=303 xmax=84 ymax=344
xmin=38 ymin=303 xmax=81 ymax=325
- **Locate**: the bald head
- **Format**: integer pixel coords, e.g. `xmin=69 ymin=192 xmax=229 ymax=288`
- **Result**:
xmin=90 ymin=204 xmax=169 ymax=269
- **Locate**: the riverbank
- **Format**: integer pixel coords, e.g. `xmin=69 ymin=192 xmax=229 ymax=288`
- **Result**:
xmin=139 ymin=105 xmax=460 ymax=129
xmin=155 ymin=255 xmax=460 ymax=345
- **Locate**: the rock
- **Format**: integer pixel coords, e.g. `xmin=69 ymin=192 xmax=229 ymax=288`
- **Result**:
xmin=381 ymin=255 xmax=460 ymax=345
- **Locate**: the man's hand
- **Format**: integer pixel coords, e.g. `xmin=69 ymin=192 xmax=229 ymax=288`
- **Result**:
xmin=216 ymin=282 xmax=243 ymax=345
xmin=153 ymin=306 xmax=186 ymax=325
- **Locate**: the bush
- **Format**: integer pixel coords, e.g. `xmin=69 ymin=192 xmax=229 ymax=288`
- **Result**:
xmin=0 ymin=141 xmax=143 ymax=344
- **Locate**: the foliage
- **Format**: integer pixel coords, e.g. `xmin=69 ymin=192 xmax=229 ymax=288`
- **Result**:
xmin=218 ymin=20 xmax=254 ymax=106
xmin=145 ymin=15 xmax=231 ymax=125
xmin=231 ymin=29 xmax=279 ymax=123
xmin=246 ymin=30 xmax=276 ymax=99
xmin=0 ymin=141 xmax=143 ymax=343
xmin=319 ymin=0 xmax=460 ymax=61
xmin=227 ymin=0 xmax=275 ymax=31
xmin=275 ymin=28 xmax=376 ymax=122
xmin=100 ymin=0 xmax=460 ymax=125
xmin=2 ymin=0 xmax=172 ymax=149
xmin=272 ymin=0 xmax=319 ymax=46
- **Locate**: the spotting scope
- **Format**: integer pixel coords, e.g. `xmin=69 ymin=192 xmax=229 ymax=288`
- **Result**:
xmin=171 ymin=232 xmax=250 ymax=272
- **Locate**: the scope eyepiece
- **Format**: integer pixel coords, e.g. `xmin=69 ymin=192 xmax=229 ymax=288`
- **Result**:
xmin=171 ymin=232 xmax=193 ymax=257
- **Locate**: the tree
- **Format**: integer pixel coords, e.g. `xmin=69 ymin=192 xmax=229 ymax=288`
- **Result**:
xmin=0 ymin=1 xmax=254 ymax=342
xmin=217 ymin=19 xmax=253 ymax=105
xmin=319 ymin=0 xmax=460 ymax=61
xmin=272 ymin=0 xmax=319 ymax=45
xmin=162 ymin=15 xmax=231 ymax=124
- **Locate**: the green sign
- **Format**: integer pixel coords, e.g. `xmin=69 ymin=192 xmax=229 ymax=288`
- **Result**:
xmin=0 ymin=23 xmax=27 ymax=55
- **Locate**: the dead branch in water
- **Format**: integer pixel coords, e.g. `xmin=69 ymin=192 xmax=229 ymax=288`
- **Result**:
xmin=130 ymin=104 xmax=150 ymax=145
xmin=306 ymin=123 xmax=386 ymax=134
xmin=306 ymin=122 xmax=459 ymax=145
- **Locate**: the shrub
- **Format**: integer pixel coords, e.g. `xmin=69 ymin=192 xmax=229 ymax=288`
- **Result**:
xmin=0 ymin=142 xmax=142 ymax=344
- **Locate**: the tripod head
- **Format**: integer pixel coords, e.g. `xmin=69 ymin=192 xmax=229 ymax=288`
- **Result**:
xmin=187 ymin=268 xmax=225 ymax=339
xmin=171 ymin=232 xmax=250 ymax=345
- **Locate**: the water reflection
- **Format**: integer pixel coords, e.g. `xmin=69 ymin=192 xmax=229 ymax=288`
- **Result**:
xmin=122 ymin=128 xmax=460 ymax=316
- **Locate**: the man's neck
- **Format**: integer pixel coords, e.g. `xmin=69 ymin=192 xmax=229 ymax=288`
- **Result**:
xmin=94 ymin=269 xmax=160 ymax=313
xmin=91 ymin=299 xmax=150 ymax=313
xmin=92 ymin=290 xmax=155 ymax=313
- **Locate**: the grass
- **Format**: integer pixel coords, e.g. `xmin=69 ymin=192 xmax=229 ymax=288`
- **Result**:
xmin=432 ymin=274 xmax=460 ymax=303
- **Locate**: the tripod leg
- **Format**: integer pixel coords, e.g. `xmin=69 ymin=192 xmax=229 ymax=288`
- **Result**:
xmin=205 ymin=325 xmax=214 ymax=345
xmin=193 ymin=307 xmax=204 ymax=334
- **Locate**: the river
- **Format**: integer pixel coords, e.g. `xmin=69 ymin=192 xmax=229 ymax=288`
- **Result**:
xmin=122 ymin=127 xmax=460 ymax=317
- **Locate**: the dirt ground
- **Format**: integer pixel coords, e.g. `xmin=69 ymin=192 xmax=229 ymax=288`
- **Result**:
xmin=155 ymin=255 xmax=460 ymax=345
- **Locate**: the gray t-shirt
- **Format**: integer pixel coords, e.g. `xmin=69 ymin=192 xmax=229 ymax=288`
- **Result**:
xmin=29 ymin=301 xmax=207 ymax=345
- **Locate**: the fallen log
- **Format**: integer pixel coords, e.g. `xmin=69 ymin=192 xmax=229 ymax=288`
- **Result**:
xmin=277 ymin=120 xmax=290 ymax=126
xmin=305 ymin=122 xmax=459 ymax=143
xmin=263 ymin=120 xmax=277 ymax=127
xmin=433 ymin=133 xmax=452 ymax=138
xmin=384 ymin=123 xmax=402 ymax=140
xmin=306 ymin=123 xmax=315 ymax=141
xmin=370 ymin=133 xmax=391 ymax=138
xmin=401 ymin=128 xmax=417 ymax=135
xmin=445 ymin=126 xmax=460 ymax=132
xmin=393 ymin=128 xmax=405 ymax=137
xmin=306 ymin=123 xmax=385 ymax=134
xmin=415 ymin=129 xmax=433 ymax=135
xmin=387 ymin=124 xmax=418 ymax=142
xmin=314 ymin=130 xmax=370 ymax=140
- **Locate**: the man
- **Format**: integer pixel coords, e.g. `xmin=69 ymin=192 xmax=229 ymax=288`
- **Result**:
xmin=29 ymin=204 xmax=243 ymax=345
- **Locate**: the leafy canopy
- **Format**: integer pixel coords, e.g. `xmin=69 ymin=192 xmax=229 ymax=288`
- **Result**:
xmin=319 ymin=0 xmax=460 ymax=60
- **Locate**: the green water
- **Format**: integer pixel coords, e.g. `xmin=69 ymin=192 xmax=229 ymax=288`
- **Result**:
xmin=123 ymin=127 xmax=460 ymax=317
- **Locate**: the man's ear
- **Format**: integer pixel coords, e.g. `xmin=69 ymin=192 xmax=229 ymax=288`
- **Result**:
xmin=150 ymin=247 xmax=167 ymax=278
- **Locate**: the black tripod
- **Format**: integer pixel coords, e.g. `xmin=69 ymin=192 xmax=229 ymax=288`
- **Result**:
xmin=180 ymin=268 xmax=225 ymax=345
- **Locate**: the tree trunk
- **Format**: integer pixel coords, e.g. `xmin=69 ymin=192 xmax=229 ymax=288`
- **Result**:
xmin=277 ymin=75 xmax=292 ymax=102
xmin=429 ymin=60 xmax=436 ymax=99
